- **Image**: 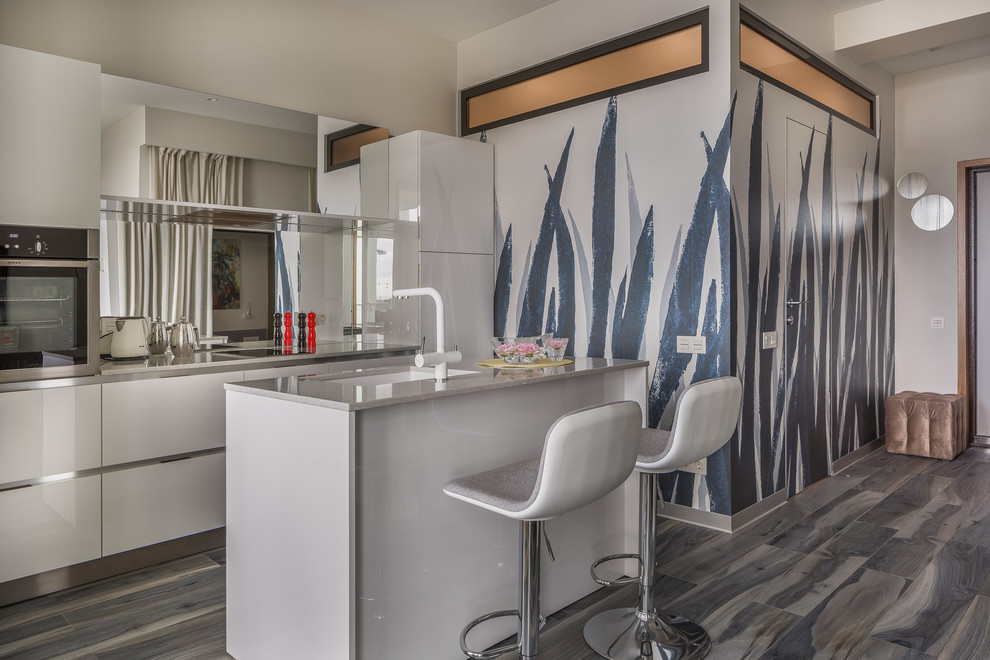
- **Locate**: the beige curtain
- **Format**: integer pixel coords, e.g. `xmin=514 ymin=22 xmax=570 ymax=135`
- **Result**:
xmin=117 ymin=221 xmax=213 ymax=337
xmin=148 ymin=146 xmax=244 ymax=205
xmin=112 ymin=145 xmax=246 ymax=337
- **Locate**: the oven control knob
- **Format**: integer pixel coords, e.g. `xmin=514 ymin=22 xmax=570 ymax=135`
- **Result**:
xmin=13 ymin=244 xmax=18 ymax=249
xmin=35 ymin=240 xmax=43 ymax=253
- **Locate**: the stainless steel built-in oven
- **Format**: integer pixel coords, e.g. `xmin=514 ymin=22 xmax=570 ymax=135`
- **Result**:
xmin=0 ymin=225 xmax=100 ymax=383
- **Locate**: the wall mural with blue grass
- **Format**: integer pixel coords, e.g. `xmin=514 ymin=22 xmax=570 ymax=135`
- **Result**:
xmin=481 ymin=67 xmax=892 ymax=517
xmin=483 ymin=81 xmax=735 ymax=513
xmin=731 ymin=79 xmax=893 ymax=511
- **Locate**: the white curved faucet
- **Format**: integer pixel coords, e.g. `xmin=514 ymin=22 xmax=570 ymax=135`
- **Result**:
xmin=392 ymin=287 xmax=462 ymax=382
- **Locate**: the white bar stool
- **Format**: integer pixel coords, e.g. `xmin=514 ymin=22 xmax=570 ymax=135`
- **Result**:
xmin=584 ymin=376 xmax=742 ymax=660
xmin=443 ymin=400 xmax=643 ymax=659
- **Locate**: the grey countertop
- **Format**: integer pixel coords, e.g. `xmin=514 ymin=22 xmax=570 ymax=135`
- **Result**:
xmin=224 ymin=357 xmax=649 ymax=411
xmin=0 ymin=340 xmax=418 ymax=392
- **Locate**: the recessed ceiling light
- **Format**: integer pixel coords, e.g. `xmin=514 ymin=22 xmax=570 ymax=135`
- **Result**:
xmin=205 ymin=97 xmax=218 ymax=102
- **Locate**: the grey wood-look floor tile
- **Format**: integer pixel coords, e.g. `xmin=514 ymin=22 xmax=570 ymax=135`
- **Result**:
xmin=660 ymin=506 xmax=807 ymax=583
xmin=859 ymin=474 xmax=953 ymax=530
xmin=893 ymin=501 xmax=965 ymax=541
xmin=0 ymin=613 xmax=71 ymax=657
xmin=203 ymin=548 xmax=226 ymax=566
xmin=12 ymin=569 xmax=225 ymax=660
xmin=921 ymin=448 xmax=989 ymax=477
xmin=666 ymin=544 xmax=804 ymax=624
xmin=759 ymin=568 xmax=911 ymax=659
xmin=933 ymin=459 xmax=990 ymax=508
xmin=935 ymin=594 xmax=990 ymax=660
xmin=848 ymin=636 xmax=937 ymax=659
xmin=755 ymin=521 xmax=896 ymax=616
xmin=856 ymin=455 xmax=935 ymax=494
xmin=704 ymin=600 xmax=800 ymax=660
xmin=858 ymin=448 xmax=902 ymax=467
xmin=784 ymin=468 xmax=873 ymax=513
xmin=94 ymin=608 xmax=230 ymax=660
xmin=767 ymin=488 xmax=885 ymax=554
xmin=653 ymin=518 xmax=724 ymax=565
xmin=0 ymin=554 xmax=220 ymax=635
xmin=864 ymin=536 xmax=945 ymax=579
xmin=870 ymin=540 xmax=990 ymax=656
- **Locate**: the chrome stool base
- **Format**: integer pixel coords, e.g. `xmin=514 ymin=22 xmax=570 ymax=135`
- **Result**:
xmin=584 ymin=607 xmax=711 ymax=660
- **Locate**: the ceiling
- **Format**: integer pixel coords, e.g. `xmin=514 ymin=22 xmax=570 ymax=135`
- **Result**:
xmin=102 ymin=0 xmax=990 ymax=133
xmin=328 ymin=0 xmax=559 ymax=42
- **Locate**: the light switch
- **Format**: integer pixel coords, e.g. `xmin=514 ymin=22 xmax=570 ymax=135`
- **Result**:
xmin=676 ymin=336 xmax=691 ymax=353
xmin=931 ymin=317 xmax=945 ymax=329
xmin=762 ymin=331 xmax=778 ymax=349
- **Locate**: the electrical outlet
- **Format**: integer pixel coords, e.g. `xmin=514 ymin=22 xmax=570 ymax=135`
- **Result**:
xmin=931 ymin=317 xmax=945 ymax=329
xmin=318 ymin=314 xmax=328 ymax=325
xmin=680 ymin=458 xmax=707 ymax=475
xmin=677 ymin=335 xmax=706 ymax=354
xmin=762 ymin=331 xmax=778 ymax=349
xmin=100 ymin=316 xmax=117 ymax=336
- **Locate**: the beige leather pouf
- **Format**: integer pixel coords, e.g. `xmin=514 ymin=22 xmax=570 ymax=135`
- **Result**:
xmin=885 ymin=391 xmax=967 ymax=460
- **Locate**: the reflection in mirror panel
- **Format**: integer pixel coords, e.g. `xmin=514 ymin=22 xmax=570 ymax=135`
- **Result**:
xmin=911 ymin=194 xmax=954 ymax=231
xmin=896 ymin=172 xmax=928 ymax=199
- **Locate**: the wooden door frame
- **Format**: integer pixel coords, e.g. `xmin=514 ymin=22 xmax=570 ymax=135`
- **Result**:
xmin=958 ymin=157 xmax=990 ymax=446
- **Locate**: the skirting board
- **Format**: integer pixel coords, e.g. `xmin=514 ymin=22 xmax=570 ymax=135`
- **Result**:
xmin=658 ymin=436 xmax=887 ymax=533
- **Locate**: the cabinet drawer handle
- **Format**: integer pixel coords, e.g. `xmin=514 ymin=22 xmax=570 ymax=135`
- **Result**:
xmin=0 ymin=483 xmax=33 ymax=493
xmin=160 ymin=456 xmax=193 ymax=464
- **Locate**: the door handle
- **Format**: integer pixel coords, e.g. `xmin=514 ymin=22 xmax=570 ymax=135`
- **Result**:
xmin=786 ymin=299 xmax=807 ymax=307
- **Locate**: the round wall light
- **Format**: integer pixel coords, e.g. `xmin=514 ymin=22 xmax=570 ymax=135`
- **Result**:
xmin=896 ymin=172 xmax=928 ymax=199
xmin=910 ymin=194 xmax=954 ymax=231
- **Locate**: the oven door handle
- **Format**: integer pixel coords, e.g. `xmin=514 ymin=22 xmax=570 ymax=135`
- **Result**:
xmin=0 ymin=258 xmax=95 ymax=268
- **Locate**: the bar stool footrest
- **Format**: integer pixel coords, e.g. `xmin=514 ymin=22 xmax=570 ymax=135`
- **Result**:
xmin=460 ymin=609 xmax=547 ymax=660
xmin=590 ymin=553 xmax=640 ymax=586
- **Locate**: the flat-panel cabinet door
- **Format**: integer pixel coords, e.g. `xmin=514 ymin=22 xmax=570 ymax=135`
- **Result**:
xmin=102 ymin=372 xmax=244 ymax=464
xmin=0 ymin=475 xmax=102 ymax=583
xmin=0 ymin=384 xmax=101 ymax=484
xmin=102 ymin=452 xmax=225 ymax=556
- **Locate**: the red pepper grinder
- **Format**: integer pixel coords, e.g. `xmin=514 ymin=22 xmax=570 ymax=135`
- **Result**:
xmin=283 ymin=312 xmax=294 ymax=353
xmin=307 ymin=312 xmax=317 ymax=351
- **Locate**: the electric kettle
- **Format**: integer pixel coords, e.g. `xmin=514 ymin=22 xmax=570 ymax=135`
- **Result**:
xmin=110 ymin=316 xmax=150 ymax=359
xmin=169 ymin=315 xmax=200 ymax=357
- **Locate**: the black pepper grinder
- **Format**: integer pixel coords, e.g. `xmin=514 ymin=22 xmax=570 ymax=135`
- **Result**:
xmin=298 ymin=313 xmax=307 ymax=352
xmin=273 ymin=313 xmax=283 ymax=349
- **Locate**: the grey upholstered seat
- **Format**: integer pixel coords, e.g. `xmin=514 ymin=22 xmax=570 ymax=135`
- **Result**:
xmin=444 ymin=400 xmax=643 ymax=521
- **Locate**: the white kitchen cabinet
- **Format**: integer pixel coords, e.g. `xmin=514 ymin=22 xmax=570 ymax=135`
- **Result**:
xmin=0 ymin=476 xmax=102 ymax=583
xmin=0 ymin=385 xmax=101 ymax=484
xmin=102 ymin=452 xmax=225 ymax=555
xmin=362 ymin=131 xmax=495 ymax=355
xmin=0 ymin=45 xmax=101 ymax=229
xmin=102 ymin=371 xmax=244 ymax=464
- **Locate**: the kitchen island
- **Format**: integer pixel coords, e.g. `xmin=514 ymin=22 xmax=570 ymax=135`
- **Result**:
xmin=224 ymin=357 xmax=648 ymax=660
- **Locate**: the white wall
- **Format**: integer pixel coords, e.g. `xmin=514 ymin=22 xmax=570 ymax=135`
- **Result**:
xmin=242 ymin=159 xmax=314 ymax=212
xmin=0 ymin=0 xmax=456 ymax=136
xmin=101 ymin=107 xmax=145 ymax=197
xmin=893 ymin=55 xmax=990 ymax=393
xmin=144 ymin=107 xmax=314 ymax=168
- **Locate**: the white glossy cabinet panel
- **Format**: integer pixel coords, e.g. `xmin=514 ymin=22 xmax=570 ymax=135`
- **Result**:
xmin=418 ymin=131 xmax=494 ymax=255
xmin=102 ymin=452 xmax=225 ymax=556
xmin=0 ymin=385 xmax=101 ymax=484
xmin=102 ymin=371 xmax=244 ymax=464
xmin=0 ymin=45 xmax=100 ymax=229
xmin=0 ymin=476 xmax=102 ymax=583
